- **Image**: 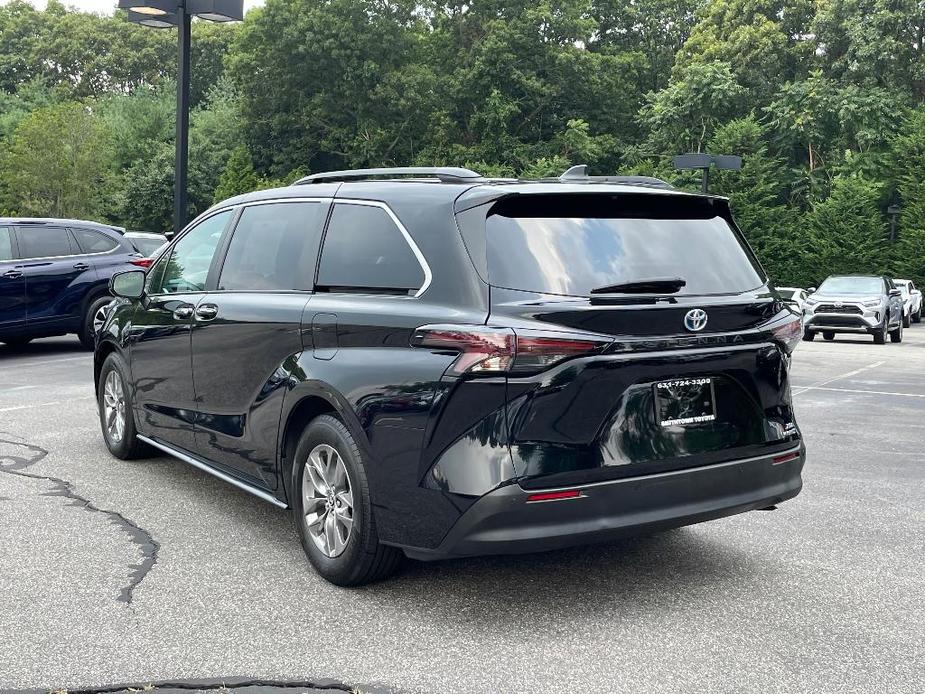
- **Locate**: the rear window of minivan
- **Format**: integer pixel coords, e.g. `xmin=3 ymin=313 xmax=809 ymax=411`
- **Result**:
xmin=484 ymin=194 xmax=765 ymax=297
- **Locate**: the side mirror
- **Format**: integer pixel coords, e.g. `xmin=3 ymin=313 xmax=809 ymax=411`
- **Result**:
xmin=110 ymin=270 xmax=146 ymax=299
xmin=889 ymin=288 xmax=902 ymax=298
xmin=807 ymin=286 xmax=816 ymax=294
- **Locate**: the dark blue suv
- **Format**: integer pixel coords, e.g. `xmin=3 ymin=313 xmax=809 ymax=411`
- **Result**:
xmin=0 ymin=218 xmax=150 ymax=349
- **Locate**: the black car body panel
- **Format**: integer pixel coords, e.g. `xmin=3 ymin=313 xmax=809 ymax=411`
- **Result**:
xmin=96 ymin=172 xmax=805 ymax=560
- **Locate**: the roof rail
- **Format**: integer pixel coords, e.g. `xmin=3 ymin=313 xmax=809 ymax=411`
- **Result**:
xmin=296 ymin=166 xmax=484 ymax=185
xmin=556 ymin=164 xmax=675 ymax=190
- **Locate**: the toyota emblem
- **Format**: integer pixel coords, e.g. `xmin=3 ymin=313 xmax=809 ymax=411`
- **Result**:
xmin=684 ymin=308 xmax=708 ymax=332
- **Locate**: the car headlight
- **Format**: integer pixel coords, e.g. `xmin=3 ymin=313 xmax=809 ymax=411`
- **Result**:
xmin=805 ymin=297 xmax=820 ymax=306
xmin=862 ymin=299 xmax=882 ymax=307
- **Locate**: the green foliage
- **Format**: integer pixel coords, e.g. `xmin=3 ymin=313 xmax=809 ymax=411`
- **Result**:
xmin=0 ymin=0 xmax=921 ymax=286
xmin=1 ymin=102 xmax=110 ymax=218
xmin=214 ymin=146 xmax=259 ymax=202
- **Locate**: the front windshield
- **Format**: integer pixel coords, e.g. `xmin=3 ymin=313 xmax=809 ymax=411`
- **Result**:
xmin=817 ymin=276 xmax=883 ymax=295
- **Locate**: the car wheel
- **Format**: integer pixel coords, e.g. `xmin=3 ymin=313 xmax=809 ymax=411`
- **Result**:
xmin=1 ymin=337 xmax=33 ymax=347
xmin=80 ymin=295 xmax=112 ymax=350
xmin=97 ymin=353 xmax=151 ymax=459
xmin=913 ymin=309 xmax=921 ymax=324
xmin=292 ymin=414 xmax=401 ymax=586
xmin=802 ymin=330 xmax=815 ymax=342
xmin=902 ymin=311 xmax=911 ymax=328
xmin=890 ymin=317 xmax=903 ymax=343
xmin=823 ymin=331 xmax=835 ymax=341
xmin=874 ymin=318 xmax=887 ymax=344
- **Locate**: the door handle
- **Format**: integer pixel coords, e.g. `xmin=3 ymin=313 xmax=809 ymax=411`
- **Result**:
xmin=173 ymin=304 xmax=194 ymax=319
xmin=195 ymin=304 xmax=218 ymax=320
xmin=1 ymin=269 xmax=22 ymax=279
xmin=73 ymin=262 xmax=90 ymax=271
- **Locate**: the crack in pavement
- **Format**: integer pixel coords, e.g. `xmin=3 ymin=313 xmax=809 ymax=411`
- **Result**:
xmin=0 ymin=437 xmax=160 ymax=606
xmin=5 ymin=677 xmax=385 ymax=694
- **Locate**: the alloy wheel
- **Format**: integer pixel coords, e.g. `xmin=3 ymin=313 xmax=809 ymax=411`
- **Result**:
xmin=302 ymin=443 xmax=354 ymax=558
xmin=92 ymin=304 xmax=108 ymax=333
xmin=102 ymin=370 xmax=126 ymax=443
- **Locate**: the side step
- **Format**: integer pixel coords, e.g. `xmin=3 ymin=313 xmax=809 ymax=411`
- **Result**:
xmin=138 ymin=435 xmax=288 ymax=509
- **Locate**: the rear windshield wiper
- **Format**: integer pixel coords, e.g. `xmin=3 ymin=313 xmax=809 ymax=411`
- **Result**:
xmin=590 ymin=277 xmax=687 ymax=295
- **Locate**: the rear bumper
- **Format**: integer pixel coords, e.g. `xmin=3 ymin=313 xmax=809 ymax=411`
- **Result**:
xmin=401 ymin=444 xmax=804 ymax=561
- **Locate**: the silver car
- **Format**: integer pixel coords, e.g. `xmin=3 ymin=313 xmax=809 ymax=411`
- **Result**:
xmin=893 ymin=279 xmax=922 ymax=325
xmin=803 ymin=275 xmax=904 ymax=344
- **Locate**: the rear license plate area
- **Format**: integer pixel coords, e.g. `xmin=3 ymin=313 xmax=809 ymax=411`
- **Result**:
xmin=654 ymin=377 xmax=716 ymax=427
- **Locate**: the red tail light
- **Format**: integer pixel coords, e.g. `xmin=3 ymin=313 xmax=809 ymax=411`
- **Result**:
xmin=411 ymin=324 xmax=610 ymax=375
xmin=130 ymin=258 xmax=154 ymax=268
xmin=771 ymin=315 xmax=802 ymax=354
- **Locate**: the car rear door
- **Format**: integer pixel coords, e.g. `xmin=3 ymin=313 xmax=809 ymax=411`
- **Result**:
xmin=0 ymin=225 xmax=25 ymax=332
xmin=189 ymin=199 xmax=330 ymax=489
xmin=458 ymin=191 xmax=802 ymax=488
xmin=128 ymin=209 xmax=234 ymax=452
xmin=14 ymin=224 xmax=92 ymax=329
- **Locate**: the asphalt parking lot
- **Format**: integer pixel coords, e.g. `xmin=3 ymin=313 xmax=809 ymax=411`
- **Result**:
xmin=1 ymin=331 xmax=923 ymax=694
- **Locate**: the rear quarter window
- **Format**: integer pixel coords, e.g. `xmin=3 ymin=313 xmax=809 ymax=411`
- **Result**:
xmin=483 ymin=194 xmax=765 ymax=297
xmin=73 ymin=228 xmax=120 ymax=254
xmin=316 ymin=202 xmax=425 ymax=294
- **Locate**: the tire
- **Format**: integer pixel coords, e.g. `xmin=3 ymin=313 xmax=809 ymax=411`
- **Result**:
xmin=291 ymin=414 xmax=401 ymax=586
xmin=902 ymin=311 xmax=911 ymax=329
xmin=79 ymin=295 xmax=112 ymax=350
xmin=823 ymin=331 xmax=835 ymax=341
xmin=874 ymin=318 xmax=887 ymax=345
xmin=802 ymin=330 xmax=815 ymax=342
xmin=1 ymin=337 xmax=33 ymax=347
xmin=97 ymin=353 xmax=151 ymax=459
xmin=913 ymin=309 xmax=921 ymax=324
xmin=890 ymin=317 xmax=903 ymax=343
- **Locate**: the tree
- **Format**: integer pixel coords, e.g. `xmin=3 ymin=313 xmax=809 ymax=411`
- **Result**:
xmin=801 ymin=175 xmax=887 ymax=283
xmin=214 ymin=146 xmax=259 ymax=202
xmin=638 ymin=61 xmax=746 ymax=154
xmin=1 ymin=102 xmax=109 ymax=218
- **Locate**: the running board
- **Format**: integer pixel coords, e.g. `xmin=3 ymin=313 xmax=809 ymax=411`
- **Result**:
xmin=138 ymin=435 xmax=288 ymax=509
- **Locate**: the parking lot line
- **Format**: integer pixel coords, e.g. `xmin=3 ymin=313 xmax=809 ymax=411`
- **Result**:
xmin=795 ymin=385 xmax=925 ymax=399
xmin=791 ymin=360 xmax=885 ymax=395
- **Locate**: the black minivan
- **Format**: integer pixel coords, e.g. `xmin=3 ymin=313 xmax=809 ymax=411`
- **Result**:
xmin=95 ymin=167 xmax=806 ymax=585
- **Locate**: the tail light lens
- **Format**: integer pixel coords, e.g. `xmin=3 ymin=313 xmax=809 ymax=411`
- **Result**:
xmin=130 ymin=257 xmax=154 ymax=268
xmin=771 ymin=315 xmax=803 ymax=354
xmin=411 ymin=324 xmax=610 ymax=376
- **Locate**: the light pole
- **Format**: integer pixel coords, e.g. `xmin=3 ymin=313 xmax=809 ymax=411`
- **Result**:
xmin=673 ymin=153 xmax=742 ymax=194
xmin=118 ymin=0 xmax=243 ymax=236
xmin=887 ymin=203 xmax=901 ymax=242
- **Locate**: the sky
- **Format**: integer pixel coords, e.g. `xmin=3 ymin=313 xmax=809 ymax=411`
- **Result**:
xmin=0 ymin=0 xmax=265 ymax=14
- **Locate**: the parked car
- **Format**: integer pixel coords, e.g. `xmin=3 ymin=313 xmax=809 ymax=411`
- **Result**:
xmin=0 ymin=218 xmax=153 ymax=348
xmin=893 ymin=279 xmax=922 ymax=325
xmin=124 ymin=231 xmax=168 ymax=261
xmin=95 ymin=166 xmax=806 ymax=586
xmin=776 ymin=286 xmax=808 ymax=313
xmin=803 ymin=274 xmax=904 ymax=344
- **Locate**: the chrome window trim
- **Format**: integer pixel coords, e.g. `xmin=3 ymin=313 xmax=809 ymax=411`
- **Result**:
xmin=329 ymin=198 xmax=433 ymax=298
xmin=194 ymin=196 xmax=433 ymax=297
xmin=146 ymin=206 xmax=239 ymax=298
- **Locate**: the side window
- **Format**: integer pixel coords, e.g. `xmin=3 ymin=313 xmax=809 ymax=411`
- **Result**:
xmin=0 ymin=226 xmax=12 ymax=261
xmin=17 ymin=226 xmax=73 ymax=259
xmin=316 ymin=203 xmax=425 ymax=293
xmin=218 ymin=202 xmax=325 ymax=291
xmin=72 ymin=228 xmax=119 ymax=254
xmin=149 ymin=210 xmax=232 ymax=294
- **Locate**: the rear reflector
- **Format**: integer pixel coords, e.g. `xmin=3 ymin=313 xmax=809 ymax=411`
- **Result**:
xmin=526 ymin=489 xmax=582 ymax=503
xmin=772 ymin=452 xmax=800 ymax=465
xmin=130 ymin=258 xmax=154 ymax=268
